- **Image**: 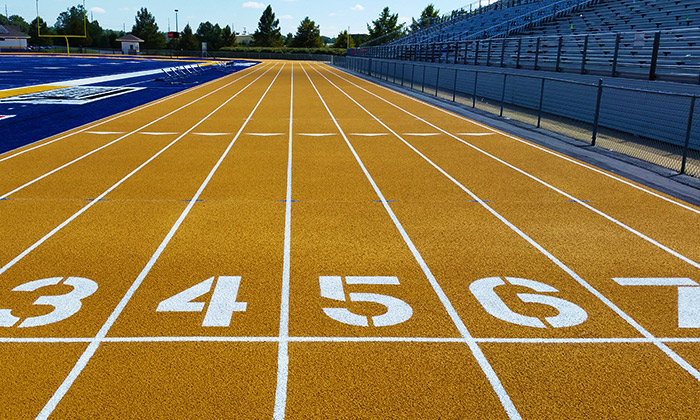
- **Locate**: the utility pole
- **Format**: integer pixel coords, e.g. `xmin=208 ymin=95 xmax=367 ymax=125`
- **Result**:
xmin=347 ymin=26 xmax=350 ymax=49
xmin=175 ymin=9 xmax=179 ymax=32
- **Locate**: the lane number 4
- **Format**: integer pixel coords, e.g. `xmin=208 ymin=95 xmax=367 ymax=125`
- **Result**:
xmin=157 ymin=276 xmax=247 ymax=327
xmin=320 ymin=276 xmax=413 ymax=327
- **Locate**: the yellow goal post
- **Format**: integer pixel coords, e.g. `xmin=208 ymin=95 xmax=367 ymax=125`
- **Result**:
xmin=35 ymin=0 xmax=87 ymax=56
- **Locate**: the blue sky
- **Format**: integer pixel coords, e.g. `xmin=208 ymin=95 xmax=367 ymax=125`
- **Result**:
xmin=8 ymin=0 xmax=493 ymax=37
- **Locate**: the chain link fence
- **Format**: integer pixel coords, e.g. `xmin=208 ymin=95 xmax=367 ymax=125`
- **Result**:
xmin=332 ymin=56 xmax=700 ymax=178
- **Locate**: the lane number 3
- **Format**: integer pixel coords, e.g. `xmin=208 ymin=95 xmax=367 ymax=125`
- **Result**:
xmin=0 ymin=277 xmax=98 ymax=328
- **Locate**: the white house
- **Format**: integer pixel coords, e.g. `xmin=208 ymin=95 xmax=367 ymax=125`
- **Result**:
xmin=0 ymin=25 xmax=29 ymax=50
xmin=116 ymin=34 xmax=144 ymax=54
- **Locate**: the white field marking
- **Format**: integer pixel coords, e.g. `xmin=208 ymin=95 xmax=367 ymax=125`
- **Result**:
xmin=311 ymin=65 xmax=700 ymax=382
xmin=612 ymin=277 xmax=699 ymax=287
xmin=5 ymin=336 xmax=700 ymax=344
xmin=36 ymin=63 xmax=286 ymax=420
xmin=323 ymin=65 xmax=700 ymax=216
xmin=318 ymin=65 xmax=700 ymax=271
xmin=350 ymin=133 xmax=389 ymax=136
xmin=192 ymin=132 xmax=233 ymax=136
xmin=0 ymin=63 xmax=265 ymax=164
xmin=85 ymin=131 xmax=126 ymax=135
xmin=403 ymin=133 xmax=441 ymax=136
xmin=140 ymin=132 xmax=180 ymax=136
xmin=0 ymin=64 xmax=277 ymax=281
xmin=456 ymin=133 xmax=494 ymax=136
xmin=297 ymin=133 xmax=336 ymax=137
xmin=274 ymin=62 xmax=294 ymax=420
xmin=245 ymin=133 xmax=285 ymax=136
xmin=0 ymin=64 xmax=270 ymax=200
xmin=301 ymin=63 xmax=522 ymax=420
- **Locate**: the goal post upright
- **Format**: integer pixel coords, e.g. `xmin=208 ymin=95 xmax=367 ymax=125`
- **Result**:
xmin=36 ymin=0 xmax=88 ymax=56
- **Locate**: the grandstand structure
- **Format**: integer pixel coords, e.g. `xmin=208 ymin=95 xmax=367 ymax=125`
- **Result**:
xmin=338 ymin=0 xmax=700 ymax=179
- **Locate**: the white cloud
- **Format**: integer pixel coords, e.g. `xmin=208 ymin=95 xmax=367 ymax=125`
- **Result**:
xmin=90 ymin=7 xmax=106 ymax=14
xmin=351 ymin=4 xmax=364 ymax=11
xmin=242 ymin=2 xmax=266 ymax=8
xmin=399 ymin=16 xmax=410 ymax=24
xmin=279 ymin=14 xmax=293 ymax=19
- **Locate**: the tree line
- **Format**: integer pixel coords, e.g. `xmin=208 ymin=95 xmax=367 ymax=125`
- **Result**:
xmin=0 ymin=3 xmax=444 ymax=51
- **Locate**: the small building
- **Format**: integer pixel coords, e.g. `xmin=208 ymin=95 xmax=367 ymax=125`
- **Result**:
xmin=0 ymin=24 xmax=30 ymax=50
xmin=116 ymin=34 xmax=144 ymax=55
xmin=237 ymin=35 xmax=253 ymax=46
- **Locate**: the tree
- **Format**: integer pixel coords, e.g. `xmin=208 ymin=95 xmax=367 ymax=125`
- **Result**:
xmin=252 ymin=5 xmax=284 ymax=47
xmin=291 ymin=17 xmax=322 ymax=48
xmin=55 ymin=5 xmax=90 ymax=46
xmin=196 ymin=21 xmax=222 ymax=50
xmin=131 ymin=7 xmax=165 ymax=49
xmin=29 ymin=17 xmax=54 ymax=46
xmin=284 ymin=32 xmax=294 ymax=46
xmin=332 ymin=30 xmax=355 ymax=49
xmin=5 ymin=15 xmax=30 ymax=33
xmin=179 ymin=24 xmax=199 ymax=51
xmin=411 ymin=4 xmax=440 ymax=31
xmin=367 ymin=7 xmax=404 ymax=42
xmin=221 ymin=25 xmax=237 ymax=48
xmin=87 ymin=20 xmax=104 ymax=47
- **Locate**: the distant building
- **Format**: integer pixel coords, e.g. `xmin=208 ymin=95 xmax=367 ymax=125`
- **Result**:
xmin=116 ymin=34 xmax=144 ymax=54
xmin=0 ymin=24 xmax=30 ymax=50
xmin=237 ymin=35 xmax=253 ymax=46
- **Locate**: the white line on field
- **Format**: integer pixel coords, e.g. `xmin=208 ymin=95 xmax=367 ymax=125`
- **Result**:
xmin=273 ymin=62 xmax=293 ymax=420
xmin=36 ymin=63 xmax=285 ymax=420
xmin=301 ymin=63 xmax=522 ymax=420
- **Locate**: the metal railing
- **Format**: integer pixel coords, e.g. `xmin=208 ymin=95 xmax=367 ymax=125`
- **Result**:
xmin=351 ymin=27 xmax=700 ymax=84
xmin=332 ymin=56 xmax=700 ymax=178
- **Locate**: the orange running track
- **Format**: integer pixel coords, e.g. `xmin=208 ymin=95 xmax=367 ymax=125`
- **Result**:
xmin=1 ymin=61 xmax=699 ymax=419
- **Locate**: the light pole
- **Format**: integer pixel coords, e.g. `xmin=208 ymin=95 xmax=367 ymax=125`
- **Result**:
xmin=175 ymin=9 xmax=179 ymax=32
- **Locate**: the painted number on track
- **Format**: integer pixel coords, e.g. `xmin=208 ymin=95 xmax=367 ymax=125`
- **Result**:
xmin=613 ymin=277 xmax=700 ymax=328
xmin=470 ymin=277 xmax=588 ymax=328
xmin=157 ymin=276 xmax=247 ymax=327
xmin=320 ymin=276 xmax=413 ymax=327
xmin=0 ymin=277 xmax=98 ymax=328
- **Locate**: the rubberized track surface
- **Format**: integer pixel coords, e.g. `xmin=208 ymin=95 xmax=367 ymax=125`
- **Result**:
xmin=1 ymin=61 xmax=700 ymax=419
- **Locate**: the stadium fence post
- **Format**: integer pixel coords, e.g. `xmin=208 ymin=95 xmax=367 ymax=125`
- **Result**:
xmin=422 ymin=65 xmax=426 ymax=93
xmin=401 ymin=63 xmax=405 ymax=87
xmin=411 ymin=63 xmax=415 ymax=89
xmin=534 ymin=37 xmax=541 ymax=70
xmin=537 ymin=77 xmax=545 ymax=128
xmin=453 ymin=69 xmax=458 ymax=102
xmin=680 ymin=96 xmax=696 ymax=174
xmin=474 ymin=40 xmax=480 ymax=65
xmin=591 ymin=79 xmax=604 ymax=146
xmin=486 ymin=39 xmax=492 ymax=66
xmin=500 ymin=73 xmax=507 ymax=117
xmin=436 ymin=66 xmax=441 ymax=96
xmin=581 ymin=35 xmax=589 ymax=74
xmin=473 ymin=71 xmax=479 ymax=108
xmin=611 ymin=32 xmax=621 ymax=77
xmin=649 ymin=31 xmax=661 ymax=80
xmin=500 ymin=38 xmax=506 ymax=67
xmin=556 ymin=36 xmax=563 ymax=72
xmin=516 ymin=38 xmax=522 ymax=68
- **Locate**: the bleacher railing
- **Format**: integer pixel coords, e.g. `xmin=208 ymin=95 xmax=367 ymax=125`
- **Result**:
xmin=332 ymin=56 xmax=700 ymax=178
xmin=350 ymin=27 xmax=700 ymax=84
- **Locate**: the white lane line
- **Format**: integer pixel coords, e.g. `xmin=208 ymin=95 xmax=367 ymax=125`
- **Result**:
xmin=297 ymin=133 xmax=336 ymax=137
xmin=3 ymin=336 xmax=699 ymax=344
xmin=0 ymin=65 xmax=275 ymax=281
xmin=140 ymin=132 xmax=180 ymax=136
xmin=350 ymin=133 xmax=389 ymax=137
xmin=0 ymin=63 xmax=263 ymax=164
xmin=321 ymin=65 xmax=700 ymax=270
xmin=456 ymin=133 xmax=494 ymax=136
xmin=246 ymin=133 xmax=285 ymax=136
xmin=612 ymin=277 xmax=699 ymax=287
xmin=324 ymin=65 xmax=700 ymax=216
xmin=301 ymin=63 xmax=522 ymax=420
xmin=192 ymin=132 xmax=233 ymax=136
xmin=36 ymin=63 xmax=285 ymax=420
xmin=274 ymin=62 xmax=293 ymax=420
xmin=85 ymin=131 xmax=126 ymax=135
xmin=0 ymin=63 xmax=270 ymax=200
xmin=311 ymin=65 xmax=700 ymax=383
xmin=403 ymin=133 xmax=441 ymax=136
